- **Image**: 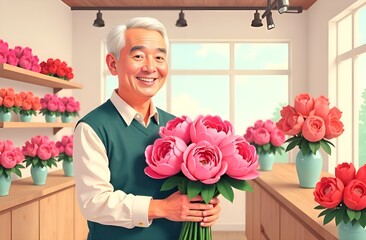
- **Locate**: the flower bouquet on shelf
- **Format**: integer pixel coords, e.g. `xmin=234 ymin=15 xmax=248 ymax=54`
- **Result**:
xmin=0 ymin=88 xmax=22 ymax=122
xmin=22 ymin=135 xmax=59 ymax=185
xmin=0 ymin=139 xmax=25 ymax=196
xmin=276 ymin=93 xmax=345 ymax=188
xmin=18 ymin=91 xmax=42 ymax=122
xmin=56 ymin=135 xmax=74 ymax=176
xmin=145 ymin=114 xmax=259 ymax=240
xmin=0 ymin=39 xmax=41 ymax=72
xmin=58 ymin=96 xmax=80 ymax=123
xmin=40 ymin=58 xmax=74 ymax=81
xmin=39 ymin=93 xmax=61 ymax=122
xmin=244 ymin=119 xmax=286 ymax=171
xmin=314 ymin=162 xmax=366 ymax=240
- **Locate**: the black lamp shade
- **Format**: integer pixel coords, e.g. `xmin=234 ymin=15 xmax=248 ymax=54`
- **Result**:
xmin=251 ymin=10 xmax=263 ymax=27
xmin=266 ymin=11 xmax=275 ymax=30
xmin=176 ymin=10 xmax=187 ymax=27
xmin=93 ymin=10 xmax=105 ymax=27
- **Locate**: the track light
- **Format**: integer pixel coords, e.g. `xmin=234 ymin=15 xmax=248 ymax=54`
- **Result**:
xmin=266 ymin=11 xmax=275 ymax=30
xmin=176 ymin=10 xmax=188 ymax=27
xmin=93 ymin=10 xmax=105 ymax=27
xmin=277 ymin=0 xmax=290 ymax=14
xmin=251 ymin=10 xmax=263 ymax=27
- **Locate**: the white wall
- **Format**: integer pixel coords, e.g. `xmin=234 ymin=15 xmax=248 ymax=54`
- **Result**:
xmin=0 ymin=0 xmax=73 ymax=179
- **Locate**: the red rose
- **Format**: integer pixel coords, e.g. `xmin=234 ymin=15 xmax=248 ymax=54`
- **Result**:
xmin=335 ymin=162 xmax=355 ymax=186
xmin=356 ymin=164 xmax=366 ymax=184
xmin=57 ymin=66 xmax=66 ymax=77
xmin=65 ymin=72 xmax=74 ymax=80
xmin=48 ymin=64 xmax=57 ymax=75
xmin=313 ymin=177 xmax=344 ymax=208
xmin=343 ymin=179 xmax=366 ymax=210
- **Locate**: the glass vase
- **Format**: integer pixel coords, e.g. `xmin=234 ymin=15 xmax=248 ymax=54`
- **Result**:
xmin=62 ymin=161 xmax=74 ymax=176
xmin=258 ymin=152 xmax=275 ymax=171
xmin=0 ymin=111 xmax=12 ymax=122
xmin=338 ymin=221 xmax=366 ymax=240
xmin=0 ymin=174 xmax=11 ymax=196
xmin=295 ymin=150 xmax=323 ymax=188
xmin=30 ymin=165 xmax=48 ymax=185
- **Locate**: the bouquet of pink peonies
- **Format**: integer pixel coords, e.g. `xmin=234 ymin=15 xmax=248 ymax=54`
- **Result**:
xmin=22 ymin=135 xmax=59 ymax=168
xmin=0 ymin=140 xmax=25 ymax=178
xmin=144 ymin=115 xmax=259 ymax=240
xmin=55 ymin=135 xmax=73 ymax=162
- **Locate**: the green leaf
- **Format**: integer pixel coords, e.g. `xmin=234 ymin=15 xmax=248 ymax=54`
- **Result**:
xmin=354 ymin=210 xmax=362 ymax=220
xmin=314 ymin=205 xmax=326 ymax=210
xmin=323 ymin=209 xmax=337 ymax=225
xmin=358 ymin=211 xmax=366 ymax=228
xmin=300 ymin=140 xmax=310 ymax=155
xmin=320 ymin=140 xmax=332 ymax=155
xmin=32 ymin=158 xmax=39 ymax=165
xmin=161 ymin=176 xmax=184 ymax=191
xmin=217 ymin=178 xmax=234 ymax=202
xmin=318 ymin=208 xmax=331 ymax=217
xmin=12 ymin=167 xmax=22 ymax=177
xmin=201 ymin=184 xmax=216 ymax=204
xmin=309 ymin=142 xmax=320 ymax=154
xmin=347 ymin=208 xmax=356 ymax=221
xmin=225 ymin=176 xmax=253 ymax=192
xmin=178 ymin=178 xmax=189 ymax=194
xmin=263 ymin=143 xmax=270 ymax=152
xmin=285 ymin=137 xmax=301 ymax=152
xmin=187 ymin=180 xmax=203 ymax=199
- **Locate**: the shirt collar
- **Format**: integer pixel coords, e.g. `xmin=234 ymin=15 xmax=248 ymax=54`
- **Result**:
xmin=110 ymin=89 xmax=159 ymax=126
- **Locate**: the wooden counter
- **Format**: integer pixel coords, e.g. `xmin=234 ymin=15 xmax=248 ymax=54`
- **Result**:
xmin=246 ymin=163 xmax=338 ymax=240
xmin=0 ymin=170 xmax=88 ymax=240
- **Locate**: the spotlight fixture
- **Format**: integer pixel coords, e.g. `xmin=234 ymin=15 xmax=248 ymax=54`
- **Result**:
xmin=93 ymin=10 xmax=105 ymax=27
xmin=176 ymin=10 xmax=188 ymax=27
xmin=277 ymin=0 xmax=290 ymax=14
xmin=251 ymin=10 xmax=263 ymax=27
xmin=266 ymin=11 xmax=275 ymax=30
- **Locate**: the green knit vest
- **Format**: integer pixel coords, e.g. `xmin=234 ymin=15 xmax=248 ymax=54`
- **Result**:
xmin=79 ymin=100 xmax=181 ymax=240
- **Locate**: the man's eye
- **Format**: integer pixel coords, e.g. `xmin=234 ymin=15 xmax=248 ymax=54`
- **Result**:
xmin=156 ymin=56 xmax=165 ymax=62
xmin=133 ymin=55 xmax=144 ymax=60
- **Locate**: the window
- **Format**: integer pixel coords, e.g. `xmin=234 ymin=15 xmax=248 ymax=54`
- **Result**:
xmin=334 ymin=3 xmax=366 ymax=168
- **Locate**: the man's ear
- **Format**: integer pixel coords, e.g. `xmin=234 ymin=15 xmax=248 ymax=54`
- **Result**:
xmin=106 ymin=53 xmax=118 ymax=75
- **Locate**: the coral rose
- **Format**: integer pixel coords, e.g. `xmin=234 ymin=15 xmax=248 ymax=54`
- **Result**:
xmin=313 ymin=177 xmax=344 ymax=208
xmin=343 ymin=179 xmax=366 ymax=211
xmin=356 ymin=164 xmax=366 ymax=184
xmin=294 ymin=93 xmax=314 ymax=117
xmin=302 ymin=115 xmax=326 ymax=142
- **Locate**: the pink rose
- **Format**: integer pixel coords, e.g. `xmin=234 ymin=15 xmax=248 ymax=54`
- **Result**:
xmin=220 ymin=135 xmax=259 ymax=180
xmin=262 ymin=120 xmax=276 ymax=133
xmin=243 ymin=127 xmax=255 ymax=143
xmin=181 ymin=140 xmax=227 ymax=184
xmin=302 ymin=115 xmax=326 ymax=142
xmin=144 ymin=136 xmax=187 ymax=179
xmin=0 ymin=151 xmax=17 ymax=169
xmin=270 ymin=129 xmax=286 ymax=147
xmin=58 ymin=102 xmax=65 ymax=113
xmin=190 ymin=115 xmax=233 ymax=146
xmin=61 ymin=136 xmax=71 ymax=146
xmin=276 ymin=105 xmax=304 ymax=135
xmin=159 ymin=115 xmax=192 ymax=144
xmin=313 ymin=177 xmax=344 ymax=208
xmin=6 ymin=50 xmax=19 ymax=66
xmin=253 ymin=128 xmax=270 ymax=145
xmin=0 ymin=49 xmax=7 ymax=64
xmin=19 ymin=55 xmax=32 ymax=70
xmin=37 ymin=144 xmax=52 ymax=160
xmin=343 ymin=179 xmax=366 ymax=210
xmin=254 ymin=120 xmax=264 ymax=129
xmin=294 ymin=93 xmax=315 ymax=117
xmin=65 ymin=102 xmax=76 ymax=113
xmin=335 ymin=162 xmax=355 ymax=186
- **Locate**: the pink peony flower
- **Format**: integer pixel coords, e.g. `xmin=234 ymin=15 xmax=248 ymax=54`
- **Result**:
xmin=0 ymin=140 xmax=14 ymax=152
xmin=64 ymin=143 xmax=73 ymax=157
xmin=270 ymin=129 xmax=286 ymax=147
xmin=37 ymin=144 xmax=52 ymax=160
xmin=22 ymin=141 xmax=38 ymax=157
xmin=0 ymin=151 xmax=18 ymax=169
xmin=253 ymin=128 xmax=270 ymax=145
xmin=159 ymin=115 xmax=192 ymax=144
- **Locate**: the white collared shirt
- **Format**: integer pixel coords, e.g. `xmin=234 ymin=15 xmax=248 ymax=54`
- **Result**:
xmin=74 ymin=90 xmax=159 ymax=229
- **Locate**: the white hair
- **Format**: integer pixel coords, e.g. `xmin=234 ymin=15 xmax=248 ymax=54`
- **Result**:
xmin=106 ymin=17 xmax=169 ymax=60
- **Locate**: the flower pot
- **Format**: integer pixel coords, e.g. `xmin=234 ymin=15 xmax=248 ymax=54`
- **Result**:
xmin=20 ymin=114 xmax=32 ymax=122
xmin=295 ymin=150 xmax=323 ymax=188
xmin=30 ymin=166 xmax=48 ymax=185
xmin=338 ymin=221 xmax=366 ymax=240
xmin=45 ymin=114 xmax=57 ymax=123
xmin=258 ymin=152 xmax=275 ymax=171
xmin=62 ymin=161 xmax=74 ymax=176
xmin=0 ymin=174 xmax=11 ymax=196
xmin=61 ymin=115 xmax=73 ymax=123
xmin=0 ymin=112 xmax=12 ymax=122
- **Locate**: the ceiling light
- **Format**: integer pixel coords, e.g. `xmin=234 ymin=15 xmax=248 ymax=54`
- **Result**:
xmin=251 ymin=10 xmax=263 ymax=27
xmin=176 ymin=10 xmax=188 ymax=27
xmin=277 ymin=0 xmax=290 ymax=14
xmin=93 ymin=10 xmax=105 ymax=27
xmin=266 ymin=11 xmax=275 ymax=30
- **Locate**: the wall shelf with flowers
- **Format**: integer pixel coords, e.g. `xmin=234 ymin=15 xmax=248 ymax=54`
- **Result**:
xmin=0 ymin=63 xmax=82 ymax=93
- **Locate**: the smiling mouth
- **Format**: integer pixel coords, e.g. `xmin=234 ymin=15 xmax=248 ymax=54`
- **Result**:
xmin=137 ymin=77 xmax=156 ymax=83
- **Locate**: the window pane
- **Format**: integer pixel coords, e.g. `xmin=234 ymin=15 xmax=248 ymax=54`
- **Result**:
xmin=170 ymin=43 xmax=230 ymax=70
xmin=234 ymin=75 xmax=288 ymax=162
xmin=355 ymin=5 xmax=366 ymax=47
xmin=153 ymin=84 xmax=167 ymax=111
xmin=170 ymin=75 xmax=229 ymax=119
xmin=234 ymin=43 xmax=288 ymax=70
xmin=357 ymin=53 xmax=366 ymax=166
xmin=105 ymin=75 xmax=118 ymax=101
xmin=338 ymin=15 xmax=352 ymax=55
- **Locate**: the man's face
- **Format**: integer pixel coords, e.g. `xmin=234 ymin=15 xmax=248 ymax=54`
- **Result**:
xmin=115 ymin=28 xmax=168 ymax=105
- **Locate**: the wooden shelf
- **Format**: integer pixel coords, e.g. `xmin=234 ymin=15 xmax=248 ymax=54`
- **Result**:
xmin=0 ymin=122 xmax=75 ymax=134
xmin=0 ymin=63 xmax=82 ymax=92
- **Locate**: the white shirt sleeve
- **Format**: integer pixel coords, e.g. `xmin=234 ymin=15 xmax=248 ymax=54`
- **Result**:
xmin=74 ymin=122 xmax=152 ymax=229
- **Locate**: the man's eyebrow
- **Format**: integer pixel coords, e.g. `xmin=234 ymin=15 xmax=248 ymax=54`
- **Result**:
xmin=130 ymin=45 xmax=167 ymax=54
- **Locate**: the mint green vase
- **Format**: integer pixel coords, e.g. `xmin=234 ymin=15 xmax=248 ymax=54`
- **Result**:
xmin=0 ymin=112 xmax=11 ymax=122
xmin=20 ymin=114 xmax=32 ymax=122
xmin=30 ymin=166 xmax=48 ymax=185
xmin=45 ymin=114 xmax=57 ymax=123
xmin=61 ymin=115 xmax=73 ymax=123
xmin=258 ymin=153 xmax=275 ymax=171
xmin=0 ymin=174 xmax=11 ymax=196
xmin=295 ymin=150 xmax=323 ymax=188
xmin=338 ymin=221 xmax=366 ymax=240
xmin=62 ymin=161 xmax=74 ymax=176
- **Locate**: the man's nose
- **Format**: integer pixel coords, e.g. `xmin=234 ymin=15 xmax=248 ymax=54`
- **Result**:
xmin=141 ymin=56 xmax=156 ymax=73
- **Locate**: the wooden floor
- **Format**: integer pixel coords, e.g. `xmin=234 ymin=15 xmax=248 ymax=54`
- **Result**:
xmin=212 ymin=231 xmax=247 ymax=240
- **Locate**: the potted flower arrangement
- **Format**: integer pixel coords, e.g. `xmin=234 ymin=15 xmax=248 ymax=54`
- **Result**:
xmin=22 ymin=135 xmax=59 ymax=185
xmin=56 ymin=135 xmax=74 ymax=176
xmin=244 ymin=119 xmax=286 ymax=171
xmin=0 ymin=88 xmax=22 ymax=122
xmin=58 ymin=96 xmax=80 ymax=123
xmin=314 ymin=162 xmax=366 ymax=240
xmin=40 ymin=58 xmax=74 ymax=81
xmin=39 ymin=93 xmax=61 ymax=122
xmin=144 ymin=114 xmax=259 ymax=240
xmin=276 ymin=93 xmax=344 ymax=188
xmin=0 ymin=39 xmax=41 ymax=72
xmin=0 ymin=139 xmax=25 ymax=196
xmin=18 ymin=91 xmax=42 ymax=122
